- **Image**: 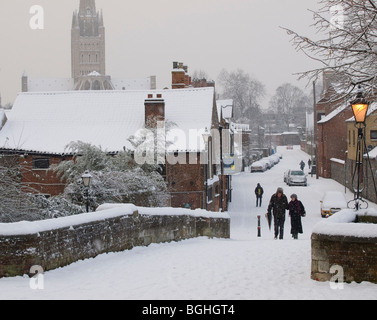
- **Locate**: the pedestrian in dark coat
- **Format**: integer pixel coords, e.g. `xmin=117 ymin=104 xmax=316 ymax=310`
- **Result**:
xmin=289 ymin=194 xmax=306 ymax=239
xmin=267 ymin=187 xmax=289 ymax=239
xmin=255 ymin=183 xmax=264 ymax=207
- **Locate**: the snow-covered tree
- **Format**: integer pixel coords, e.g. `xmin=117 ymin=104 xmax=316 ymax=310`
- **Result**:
xmin=283 ymin=0 xmax=377 ymax=96
xmin=53 ymin=141 xmax=170 ymax=210
xmin=0 ymin=155 xmax=82 ymax=223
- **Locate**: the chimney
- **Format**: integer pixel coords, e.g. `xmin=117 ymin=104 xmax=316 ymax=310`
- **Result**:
xmin=172 ymin=61 xmax=186 ymax=89
xmin=145 ymin=93 xmax=165 ymax=129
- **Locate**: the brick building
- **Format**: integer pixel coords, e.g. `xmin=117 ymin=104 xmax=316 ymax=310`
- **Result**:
xmin=315 ymin=70 xmax=354 ymax=178
xmin=0 ymin=87 xmax=231 ymax=211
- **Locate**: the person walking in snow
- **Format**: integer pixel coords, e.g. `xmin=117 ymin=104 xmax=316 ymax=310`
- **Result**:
xmin=255 ymin=183 xmax=264 ymax=207
xmin=289 ymin=194 xmax=306 ymax=240
xmin=308 ymin=159 xmax=312 ymax=170
xmin=300 ymin=160 xmax=305 ymax=171
xmin=267 ymin=187 xmax=289 ymax=240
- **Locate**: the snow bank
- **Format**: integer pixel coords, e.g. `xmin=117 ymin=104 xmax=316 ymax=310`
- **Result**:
xmin=0 ymin=204 xmax=230 ymax=236
xmin=312 ymin=209 xmax=377 ymax=238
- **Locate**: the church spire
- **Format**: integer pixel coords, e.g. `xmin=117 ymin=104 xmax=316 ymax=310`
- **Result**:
xmin=72 ymin=0 xmax=107 ymax=82
xmin=79 ymin=0 xmax=97 ymax=16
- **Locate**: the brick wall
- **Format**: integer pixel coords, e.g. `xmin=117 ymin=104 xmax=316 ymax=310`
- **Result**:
xmin=311 ymin=213 xmax=377 ymax=283
xmin=0 ymin=206 xmax=230 ymax=278
xmin=318 ymin=108 xmax=352 ymax=178
xmin=20 ymin=155 xmax=68 ymax=196
xmin=331 ymin=158 xmax=377 ymax=204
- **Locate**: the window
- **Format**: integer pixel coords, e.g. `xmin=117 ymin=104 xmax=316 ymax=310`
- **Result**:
xmin=348 ymin=130 xmax=351 ymax=146
xmin=207 ymin=186 xmax=213 ymax=203
xmin=370 ymin=130 xmax=377 ymax=140
xmin=33 ymin=158 xmax=50 ymax=169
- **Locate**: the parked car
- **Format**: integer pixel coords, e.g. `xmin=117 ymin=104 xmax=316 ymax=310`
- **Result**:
xmin=284 ymin=170 xmax=289 ymax=183
xmin=268 ymin=154 xmax=280 ymax=165
xmin=260 ymin=158 xmax=272 ymax=170
xmin=265 ymin=157 xmax=275 ymax=169
xmin=320 ymin=191 xmax=348 ymax=218
xmin=250 ymin=161 xmax=267 ymax=172
xmin=286 ymin=170 xmax=307 ymax=186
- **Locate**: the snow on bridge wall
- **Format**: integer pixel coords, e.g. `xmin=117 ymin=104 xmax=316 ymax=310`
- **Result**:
xmin=0 ymin=205 xmax=230 ymax=278
xmin=311 ymin=209 xmax=377 ymax=284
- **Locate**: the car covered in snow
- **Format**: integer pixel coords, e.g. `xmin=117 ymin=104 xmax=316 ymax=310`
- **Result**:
xmin=285 ymin=170 xmax=307 ymax=186
xmin=320 ymin=191 xmax=348 ymax=218
xmin=250 ymin=160 xmax=268 ymax=172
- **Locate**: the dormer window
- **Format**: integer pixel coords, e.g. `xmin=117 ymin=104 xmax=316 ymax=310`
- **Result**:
xmin=86 ymin=8 xmax=91 ymax=15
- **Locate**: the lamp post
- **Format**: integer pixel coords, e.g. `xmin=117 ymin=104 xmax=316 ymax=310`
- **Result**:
xmin=202 ymin=128 xmax=211 ymax=211
xmin=349 ymin=86 xmax=369 ymax=211
xmin=81 ymin=170 xmax=92 ymax=213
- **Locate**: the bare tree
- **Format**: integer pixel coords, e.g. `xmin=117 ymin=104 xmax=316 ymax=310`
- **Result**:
xmin=282 ymin=0 xmax=377 ymax=97
xmin=218 ymin=69 xmax=265 ymax=128
xmin=269 ymin=83 xmax=311 ymax=131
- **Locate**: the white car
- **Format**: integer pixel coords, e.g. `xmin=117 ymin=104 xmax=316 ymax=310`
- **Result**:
xmin=286 ymin=170 xmax=307 ymax=186
xmin=320 ymin=191 xmax=348 ymax=218
xmin=250 ymin=161 xmax=267 ymax=172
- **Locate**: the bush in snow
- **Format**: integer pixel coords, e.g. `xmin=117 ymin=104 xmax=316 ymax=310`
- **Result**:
xmin=53 ymin=141 xmax=170 ymax=210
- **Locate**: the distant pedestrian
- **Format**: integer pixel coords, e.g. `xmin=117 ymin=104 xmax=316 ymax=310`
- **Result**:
xmin=267 ymin=187 xmax=289 ymax=240
xmin=289 ymin=194 xmax=306 ymax=240
xmin=308 ymin=159 xmax=312 ymax=170
xmin=255 ymin=183 xmax=264 ymax=207
xmin=300 ymin=160 xmax=305 ymax=171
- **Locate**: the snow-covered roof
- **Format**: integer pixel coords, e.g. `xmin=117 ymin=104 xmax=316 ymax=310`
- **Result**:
xmin=0 ymin=87 xmax=216 ymax=154
xmin=27 ymin=78 xmax=75 ymax=92
xmin=216 ymin=99 xmax=233 ymax=122
xmin=111 ymin=77 xmax=153 ymax=90
xmin=318 ymin=103 xmax=348 ymax=124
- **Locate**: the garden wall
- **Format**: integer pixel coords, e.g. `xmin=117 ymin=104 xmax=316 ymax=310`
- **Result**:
xmin=311 ymin=209 xmax=377 ymax=283
xmin=0 ymin=204 xmax=230 ymax=278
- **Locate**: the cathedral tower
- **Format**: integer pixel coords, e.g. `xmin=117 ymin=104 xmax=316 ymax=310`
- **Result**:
xmin=71 ymin=0 xmax=106 ymax=81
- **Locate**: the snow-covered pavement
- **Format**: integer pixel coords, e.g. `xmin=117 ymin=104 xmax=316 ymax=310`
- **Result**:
xmin=1 ymin=146 xmax=377 ymax=300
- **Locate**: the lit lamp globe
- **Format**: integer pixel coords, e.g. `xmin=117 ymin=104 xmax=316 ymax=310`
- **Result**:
xmin=351 ymin=89 xmax=369 ymax=125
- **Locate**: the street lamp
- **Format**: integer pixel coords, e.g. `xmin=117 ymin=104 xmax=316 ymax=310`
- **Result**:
xmin=202 ymin=128 xmax=211 ymax=211
xmin=349 ymin=86 xmax=369 ymax=211
xmin=81 ymin=170 xmax=92 ymax=213
xmin=351 ymin=88 xmax=369 ymax=125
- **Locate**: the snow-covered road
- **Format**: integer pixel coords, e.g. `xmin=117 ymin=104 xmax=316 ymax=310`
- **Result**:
xmin=1 ymin=146 xmax=377 ymax=300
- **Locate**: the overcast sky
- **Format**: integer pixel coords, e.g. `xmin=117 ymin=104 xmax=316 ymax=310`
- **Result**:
xmin=0 ymin=0 xmax=322 ymax=106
